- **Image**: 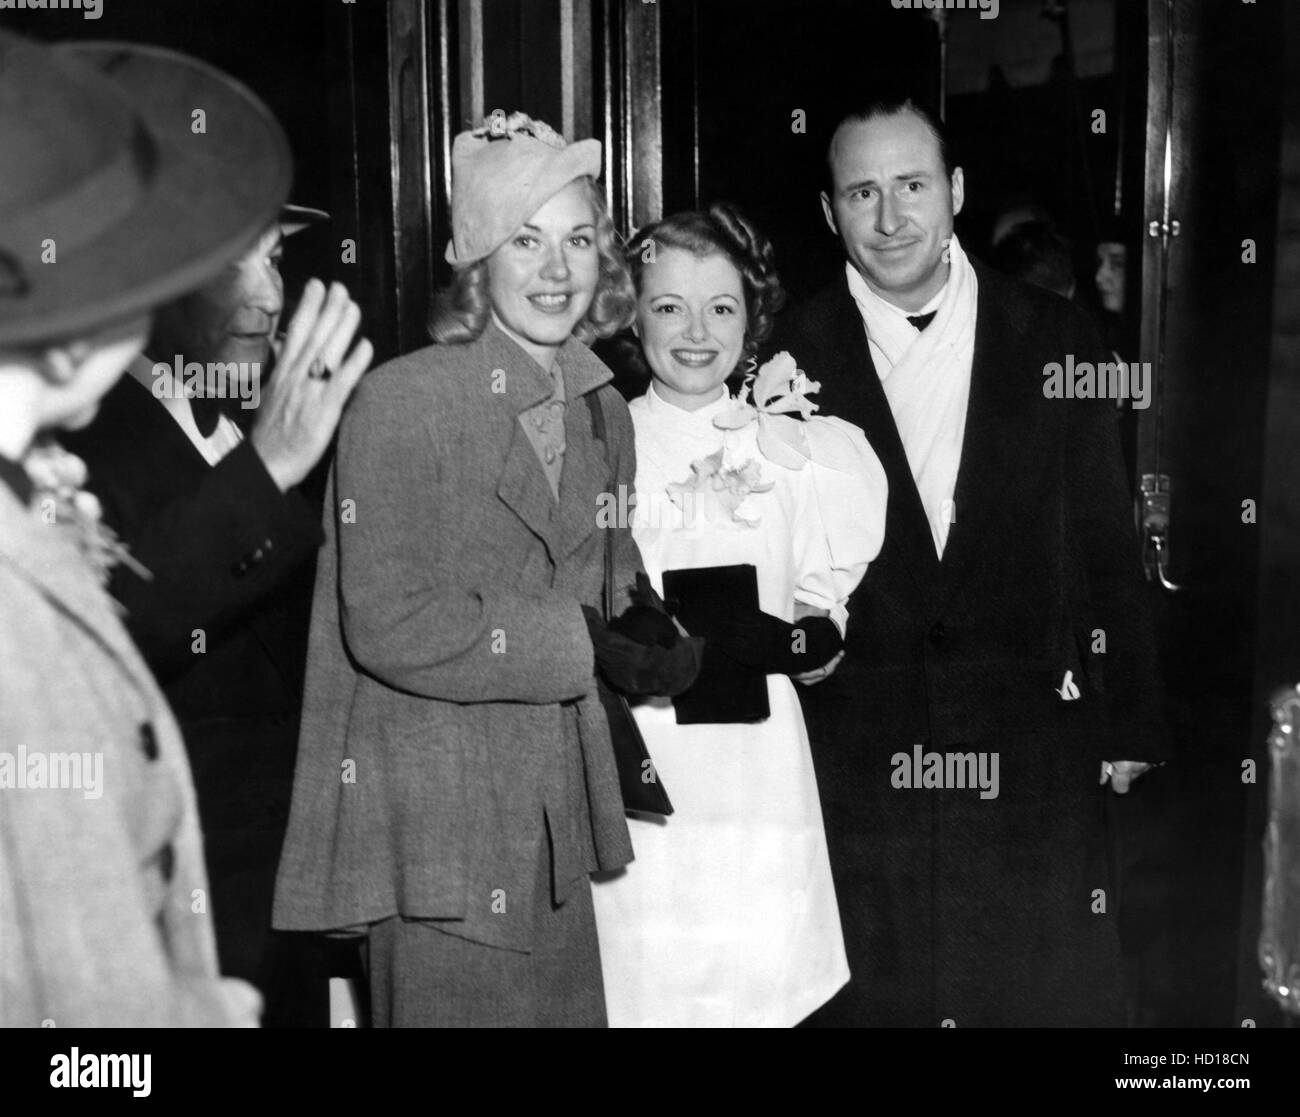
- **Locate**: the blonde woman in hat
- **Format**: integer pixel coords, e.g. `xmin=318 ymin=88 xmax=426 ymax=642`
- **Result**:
xmin=0 ymin=31 xmax=363 ymax=1026
xmin=274 ymin=112 xmax=698 ymax=1027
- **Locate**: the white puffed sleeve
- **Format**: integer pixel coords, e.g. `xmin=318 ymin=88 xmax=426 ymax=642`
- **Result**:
xmin=790 ymin=415 xmax=888 ymax=634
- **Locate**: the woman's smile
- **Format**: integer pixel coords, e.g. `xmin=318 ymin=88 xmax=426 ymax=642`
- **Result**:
xmin=670 ymin=348 xmax=719 ymax=367
xmin=527 ymin=291 xmax=574 ymax=313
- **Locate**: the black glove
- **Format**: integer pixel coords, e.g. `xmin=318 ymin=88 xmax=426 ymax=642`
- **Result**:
xmin=701 ymin=610 xmax=843 ymax=677
xmin=583 ymin=574 xmax=704 ymax=697
xmin=608 ymin=603 xmax=680 ymax=649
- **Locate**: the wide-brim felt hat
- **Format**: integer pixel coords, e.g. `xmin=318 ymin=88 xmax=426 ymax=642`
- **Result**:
xmin=281 ymin=204 xmax=329 ymax=236
xmin=0 ymin=32 xmax=292 ymax=347
xmin=445 ymin=112 xmax=601 ymax=268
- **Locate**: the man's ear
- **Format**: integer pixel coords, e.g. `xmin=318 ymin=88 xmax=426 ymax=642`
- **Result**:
xmin=950 ymin=167 xmax=966 ymax=218
xmin=39 ymin=346 xmax=79 ymax=386
xmin=820 ymin=191 xmax=839 ymax=237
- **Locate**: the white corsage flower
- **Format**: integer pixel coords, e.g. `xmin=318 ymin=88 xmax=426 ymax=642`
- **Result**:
xmin=712 ymin=351 xmax=823 ymax=470
xmin=24 ymin=439 xmax=150 ymax=587
xmin=665 ymin=446 xmax=775 ymax=530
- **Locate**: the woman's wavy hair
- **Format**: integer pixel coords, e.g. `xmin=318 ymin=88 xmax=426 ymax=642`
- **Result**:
xmin=617 ymin=201 xmax=786 ymax=381
xmin=427 ymin=176 xmax=635 ymax=346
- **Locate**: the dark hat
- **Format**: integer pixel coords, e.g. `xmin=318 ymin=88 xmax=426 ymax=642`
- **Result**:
xmin=281 ymin=204 xmax=329 ymax=236
xmin=0 ymin=32 xmax=292 ymax=347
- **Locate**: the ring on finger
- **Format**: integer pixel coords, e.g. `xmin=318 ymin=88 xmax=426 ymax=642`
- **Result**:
xmin=307 ymin=359 xmax=332 ymax=381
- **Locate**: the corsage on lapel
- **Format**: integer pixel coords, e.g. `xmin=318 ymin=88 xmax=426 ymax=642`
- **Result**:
xmin=665 ymin=447 xmax=774 ymax=529
xmin=662 ymin=352 xmax=815 ymax=530
xmin=24 ymin=439 xmax=150 ymax=587
xmin=712 ymin=351 xmax=822 ymax=470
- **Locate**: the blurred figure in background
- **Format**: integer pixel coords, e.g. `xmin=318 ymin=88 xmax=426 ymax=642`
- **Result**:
xmin=1095 ymin=238 xmax=1128 ymax=317
xmin=992 ymin=220 xmax=1077 ymax=300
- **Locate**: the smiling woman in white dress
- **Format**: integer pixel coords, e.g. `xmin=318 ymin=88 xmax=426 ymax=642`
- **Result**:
xmin=590 ymin=203 xmax=888 ymax=1027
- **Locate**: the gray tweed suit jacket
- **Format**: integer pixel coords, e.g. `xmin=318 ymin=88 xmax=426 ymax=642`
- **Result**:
xmin=273 ymin=323 xmax=639 ymax=952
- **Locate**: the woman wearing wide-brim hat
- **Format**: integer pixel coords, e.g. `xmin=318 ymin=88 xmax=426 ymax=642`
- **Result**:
xmin=0 ymin=30 xmax=340 ymax=1026
xmin=273 ymin=112 xmax=699 ymax=1026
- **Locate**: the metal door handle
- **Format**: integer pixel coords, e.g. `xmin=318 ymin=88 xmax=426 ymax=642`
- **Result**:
xmin=1140 ymin=473 xmax=1184 ymax=593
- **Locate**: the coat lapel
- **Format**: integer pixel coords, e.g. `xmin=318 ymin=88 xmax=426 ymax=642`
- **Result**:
xmin=0 ymin=487 xmax=149 ymax=681
xmin=818 ymin=282 xmax=940 ymax=593
xmin=933 ymin=264 xmax=1036 ymax=613
xmin=554 ymin=339 xmax=613 ymax=563
xmin=496 ymin=421 xmax=563 ymax=561
xmin=484 ymin=325 xmax=614 ymax=566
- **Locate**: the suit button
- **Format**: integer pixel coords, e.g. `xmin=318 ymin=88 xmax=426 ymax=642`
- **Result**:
xmin=231 ymin=557 xmax=250 ymax=576
xmin=929 ymin=621 xmax=946 ymax=644
xmin=139 ymin=722 xmax=159 ymax=761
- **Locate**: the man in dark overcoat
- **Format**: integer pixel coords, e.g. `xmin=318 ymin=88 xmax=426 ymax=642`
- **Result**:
xmin=61 ymin=161 xmax=371 ymax=1025
xmin=773 ymin=99 xmax=1167 ymax=1027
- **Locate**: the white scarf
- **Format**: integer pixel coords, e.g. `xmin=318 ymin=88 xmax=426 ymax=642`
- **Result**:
xmin=846 ymin=234 xmax=978 ymax=558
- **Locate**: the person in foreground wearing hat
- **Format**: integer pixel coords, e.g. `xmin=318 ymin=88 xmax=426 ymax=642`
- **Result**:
xmin=0 ymin=30 xmax=319 ymax=1026
xmin=273 ymin=111 xmax=699 ymax=1027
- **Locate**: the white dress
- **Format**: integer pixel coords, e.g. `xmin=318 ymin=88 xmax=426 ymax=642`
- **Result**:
xmin=591 ymin=381 xmax=888 ymax=1027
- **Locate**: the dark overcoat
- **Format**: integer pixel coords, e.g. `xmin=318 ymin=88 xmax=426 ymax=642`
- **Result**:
xmin=60 ymin=374 xmax=324 ymax=1018
xmin=272 ymin=323 xmax=637 ymax=958
xmin=773 ymin=262 xmax=1168 ymax=1027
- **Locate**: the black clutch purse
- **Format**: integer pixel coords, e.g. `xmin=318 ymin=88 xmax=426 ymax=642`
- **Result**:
xmin=661 ymin=564 xmax=771 ymax=725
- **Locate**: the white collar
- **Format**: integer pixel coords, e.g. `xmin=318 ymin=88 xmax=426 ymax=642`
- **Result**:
xmin=642 ymin=380 xmax=733 ymax=422
xmin=844 ymin=261 xmax=948 ymax=324
xmin=844 ymin=252 xmax=955 ymax=376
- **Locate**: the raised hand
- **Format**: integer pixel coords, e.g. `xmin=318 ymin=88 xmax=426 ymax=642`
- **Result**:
xmin=250 ymin=279 xmax=373 ymax=491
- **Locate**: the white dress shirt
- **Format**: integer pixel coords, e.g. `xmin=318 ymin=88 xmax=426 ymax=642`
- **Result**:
xmin=842 ymin=244 xmax=979 ymax=558
xmin=128 ymin=354 xmax=245 ymax=466
xmin=845 ymin=261 xmax=947 ymax=382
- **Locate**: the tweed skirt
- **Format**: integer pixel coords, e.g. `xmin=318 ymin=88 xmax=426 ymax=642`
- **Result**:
xmin=366 ymin=832 xmax=605 ymax=1028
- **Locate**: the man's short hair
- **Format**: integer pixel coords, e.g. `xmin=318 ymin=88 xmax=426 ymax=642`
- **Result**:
xmin=824 ymin=97 xmax=955 ymax=196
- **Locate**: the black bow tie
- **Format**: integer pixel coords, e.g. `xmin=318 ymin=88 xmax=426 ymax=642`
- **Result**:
xmin=190 ymin=395 xmax=235 ymax=439
xmin=907 ymin=311 xmax=937 ymax=332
